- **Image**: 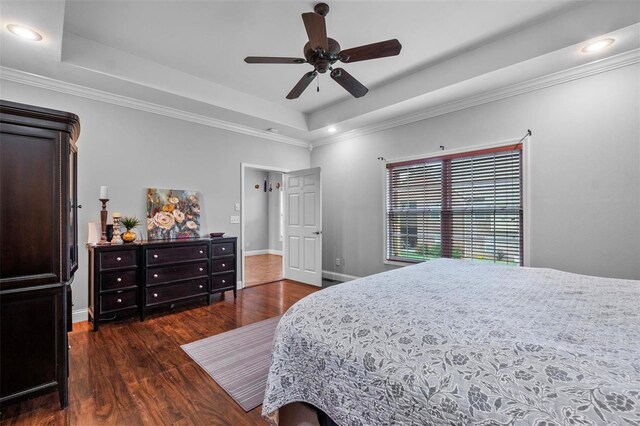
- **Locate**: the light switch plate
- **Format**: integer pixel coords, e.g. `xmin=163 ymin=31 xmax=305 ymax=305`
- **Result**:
xmin=230 ymin=215 xmax=240 ymax=224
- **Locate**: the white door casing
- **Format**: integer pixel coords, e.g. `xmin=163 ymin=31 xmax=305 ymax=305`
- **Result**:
xmin=283 ymin=167 xmax=322 ymax=286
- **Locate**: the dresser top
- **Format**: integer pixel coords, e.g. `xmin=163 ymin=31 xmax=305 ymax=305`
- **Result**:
xmin=87 ymin=236 xmax=236 ymax=251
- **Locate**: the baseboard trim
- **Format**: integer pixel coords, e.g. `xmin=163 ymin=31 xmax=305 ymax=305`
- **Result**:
xmin=322 ymin=270 xmax=361 ymax=282
xmin=244 ymin=249 xmax=268 ymax=256
xmin=237 ymin=280 xmax=244 ymax=289
xmin=72 ymin=308 xmax=89 ymax=323
xmin=244 ymin=249 xmax=282 ymax=257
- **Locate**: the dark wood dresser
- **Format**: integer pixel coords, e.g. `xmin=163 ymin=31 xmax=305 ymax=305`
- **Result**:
xmin=88 ymin=237 xmax=237 ymax=330
xmin=87 ymin=245 xmax=139 ymax=331
xmin=0 ymin=100 xmax=80 ymax=409
xmin=210 ymin=237 xmax=237 ymax=298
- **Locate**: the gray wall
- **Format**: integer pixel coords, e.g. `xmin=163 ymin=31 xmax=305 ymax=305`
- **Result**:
xmin=268 ymin=171 xmax=283 ymax=253
xmin=244 ymin=168 xmax=269 ymax=251
xmin=312 ymin=64 xmax=640 ymax=280
xmin=0 ymin=79 xmax=310 ymax=318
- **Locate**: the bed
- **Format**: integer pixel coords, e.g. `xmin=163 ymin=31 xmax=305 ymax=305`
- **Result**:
xmin=262 ymin=259 xmax=640 ymax=425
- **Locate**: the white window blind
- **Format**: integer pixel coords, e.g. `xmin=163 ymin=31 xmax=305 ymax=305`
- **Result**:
xmin=386 ymin=145 xmax=522 ymax=265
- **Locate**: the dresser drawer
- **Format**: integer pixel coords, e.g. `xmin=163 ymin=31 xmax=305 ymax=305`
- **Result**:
xmin=146 ymin=262 xmax=208 ymax=285
xmin=146 ymin=279 xmax=207 ymax=306
xmin=211 ymin=272 xmax=234 ymax=290
xmin=101 ymin=270 xmax=137 ymax=291
xmin=101 ymin=289 xmax=137 ymax=312
xmin=211 ymin=242 xmax=234 ymax=257
xmin=100 ymin=250 xmax=137 ymax=269
xmin=146 ymin=244 xmax=208 ymax=265
xmin=211 ymin=258 xmax=234 ymax=273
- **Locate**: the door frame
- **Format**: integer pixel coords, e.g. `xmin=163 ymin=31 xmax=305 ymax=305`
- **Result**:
xmin=240 ymin=163 xmax=289 ymax=289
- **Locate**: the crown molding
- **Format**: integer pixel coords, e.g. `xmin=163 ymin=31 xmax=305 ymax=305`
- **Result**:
xmin=311 ymin=48 xmax=640 ymax=148
xmin=0 ymin=66 xmax=311 ymax=149
xmin=2 ymin=48 xmax=637 ymax=151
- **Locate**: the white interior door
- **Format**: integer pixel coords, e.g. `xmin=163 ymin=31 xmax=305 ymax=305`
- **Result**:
xmin=283 ymin=167 xmax=322 ymax=286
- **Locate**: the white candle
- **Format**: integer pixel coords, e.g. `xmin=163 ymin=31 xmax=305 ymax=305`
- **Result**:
xmin=112 ymin=211 xmax=121 ymax=218
xmin=99 ymin=186 xmax=108 ymax=199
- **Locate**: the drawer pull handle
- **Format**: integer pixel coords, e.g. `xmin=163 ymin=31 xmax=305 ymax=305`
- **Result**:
xmin=117 ymin=257 xmax=122 ymax=261
xmin=117 ymin=298 xmax=122 ymax=303
xmin=153 ymin=274 xmax=158 ymax=278
xmin=153 ymin=254 xmax=159 ymax=259
xmin=117 ymin=277 xmax=122 ymax=282
xmin=221 ymin=247 xmax=226 ymax=251
xmin=199 ymin=285 xmax=203 ymax=289
xmin=199 ymin=267 xmax=203 ymax=271
xmin=222 ymin=280 xmax=226 ymax=284
xmin=222 ymin=263 xmax=226 ymax=267
xmin=199 ymin=250 xmax=204 ymax=254
xmin=153 ymin=293 xmax=158 ymax=298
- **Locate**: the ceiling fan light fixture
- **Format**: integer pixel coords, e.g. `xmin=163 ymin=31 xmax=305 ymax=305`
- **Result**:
xmin=581 ymin=38 xmax=614 ymax=53
xmin=6 ymin=24 xmax=43 ymax=41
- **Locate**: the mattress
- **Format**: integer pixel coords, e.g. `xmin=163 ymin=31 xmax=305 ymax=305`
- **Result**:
xmin=263 ymin=259 xmax=640 ymax=425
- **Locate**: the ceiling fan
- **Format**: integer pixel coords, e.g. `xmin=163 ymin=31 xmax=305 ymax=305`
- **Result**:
xmin=244 ymin=2 xmax=402 ymax=100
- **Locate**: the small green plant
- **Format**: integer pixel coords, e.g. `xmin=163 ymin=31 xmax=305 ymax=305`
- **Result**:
xmin=121 ymin=216 xmax=141 ymax=231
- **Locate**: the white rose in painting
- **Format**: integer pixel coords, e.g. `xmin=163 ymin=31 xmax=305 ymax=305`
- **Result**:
xmin=147 ymin=217 xmax=154 ymax=231
xmin=192 ymin=206 xmax=200 ymax=214
xmin=153 ymin=212 xmax=175 ymax=230
xmin=173 ymin=210 xmax=185 ymax=223
xmin=169 ymin=197 xmax=180 ymax=204
xmin=186 ymin=220 xmax=197 ymax=230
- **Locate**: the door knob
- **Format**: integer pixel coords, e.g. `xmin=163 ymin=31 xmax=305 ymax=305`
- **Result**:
xmin=312 ymin=230 xmax=322 ymax=235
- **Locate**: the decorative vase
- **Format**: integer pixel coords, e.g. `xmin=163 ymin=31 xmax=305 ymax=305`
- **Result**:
xmin=122 ymin=230 xmax=136 ymax=243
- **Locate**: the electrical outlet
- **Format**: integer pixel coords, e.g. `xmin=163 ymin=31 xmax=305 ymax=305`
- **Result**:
xmin=234 ymin=203 xmax=240 ymax=211
xmin=335 ymin=257 xmax=341 ymax=266
xmin=230 ymin=215 xmax=240 ymax=224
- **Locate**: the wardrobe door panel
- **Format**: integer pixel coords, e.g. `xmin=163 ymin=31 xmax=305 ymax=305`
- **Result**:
xmin=0 ymin=126 xmax=61 ymax=290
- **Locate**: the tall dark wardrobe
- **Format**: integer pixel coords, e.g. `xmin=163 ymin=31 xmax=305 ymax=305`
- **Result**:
xmin=0 ymin=100 xmax=80 ymax=409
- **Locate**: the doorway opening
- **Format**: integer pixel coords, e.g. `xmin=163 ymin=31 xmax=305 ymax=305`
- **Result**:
xmin=242 ymin=165 xmax=285 ymax=287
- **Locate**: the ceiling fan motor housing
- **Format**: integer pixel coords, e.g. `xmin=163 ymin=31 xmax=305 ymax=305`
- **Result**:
xmin=304 ymin=38 xmax=341 ymax=73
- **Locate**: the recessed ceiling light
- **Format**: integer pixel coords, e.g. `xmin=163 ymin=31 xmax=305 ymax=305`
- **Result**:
xmin=6 ymin=24 xmax=43 ymax=41
xmin=327 ymin=126 xmax=337 ymax=134
xmin=581 ymin=38 xmax=614 ymax=53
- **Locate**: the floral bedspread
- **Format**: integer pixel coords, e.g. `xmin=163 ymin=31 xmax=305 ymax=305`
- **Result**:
xmin=262 ymin=259 xmax=640 ymax=425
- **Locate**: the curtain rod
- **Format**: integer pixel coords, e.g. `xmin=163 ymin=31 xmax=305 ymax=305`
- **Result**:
xmin=518 ymin=129 xmax=532 ymax=144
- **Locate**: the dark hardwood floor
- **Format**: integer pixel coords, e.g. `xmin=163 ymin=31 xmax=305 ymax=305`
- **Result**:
xmin=1 ymin=280 xmax=318 ymax=426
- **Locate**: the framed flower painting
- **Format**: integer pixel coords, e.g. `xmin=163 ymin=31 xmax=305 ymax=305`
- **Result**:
xmin=146 ymin=188 xmax=201 ymax=240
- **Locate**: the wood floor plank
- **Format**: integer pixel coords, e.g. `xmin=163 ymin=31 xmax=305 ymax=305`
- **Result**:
xmin=1 ymin=280 xmax=317 ymax=426
xmin=245 ymin=255 xmax=283 ymax=287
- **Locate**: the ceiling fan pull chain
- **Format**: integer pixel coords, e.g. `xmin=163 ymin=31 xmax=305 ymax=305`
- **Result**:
xmin=317 ymin=76 xmax=320 ymax=93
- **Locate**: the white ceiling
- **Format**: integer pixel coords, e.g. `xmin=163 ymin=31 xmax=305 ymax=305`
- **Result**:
xmin=62 ymin=0 xmax=575 ymax=114
xmin=1 ymin=1 xmax=639 ymax=145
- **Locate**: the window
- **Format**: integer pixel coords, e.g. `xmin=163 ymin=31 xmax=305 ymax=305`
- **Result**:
xmin=386 ymin=145 xmax=522 ymax=266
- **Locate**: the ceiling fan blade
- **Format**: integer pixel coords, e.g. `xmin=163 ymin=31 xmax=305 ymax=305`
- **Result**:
xmin=339 ymin=39 xmax=402 ymax=63
xmin=286 ymin=71 xmax=318 ymax=99
xmin=330 ymin=68 xmax=368 ymax=98
xmin=302 ymin=12 xmax=328 ymax=51
xmin=245 ymin=57 xmax=306 ymax=64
